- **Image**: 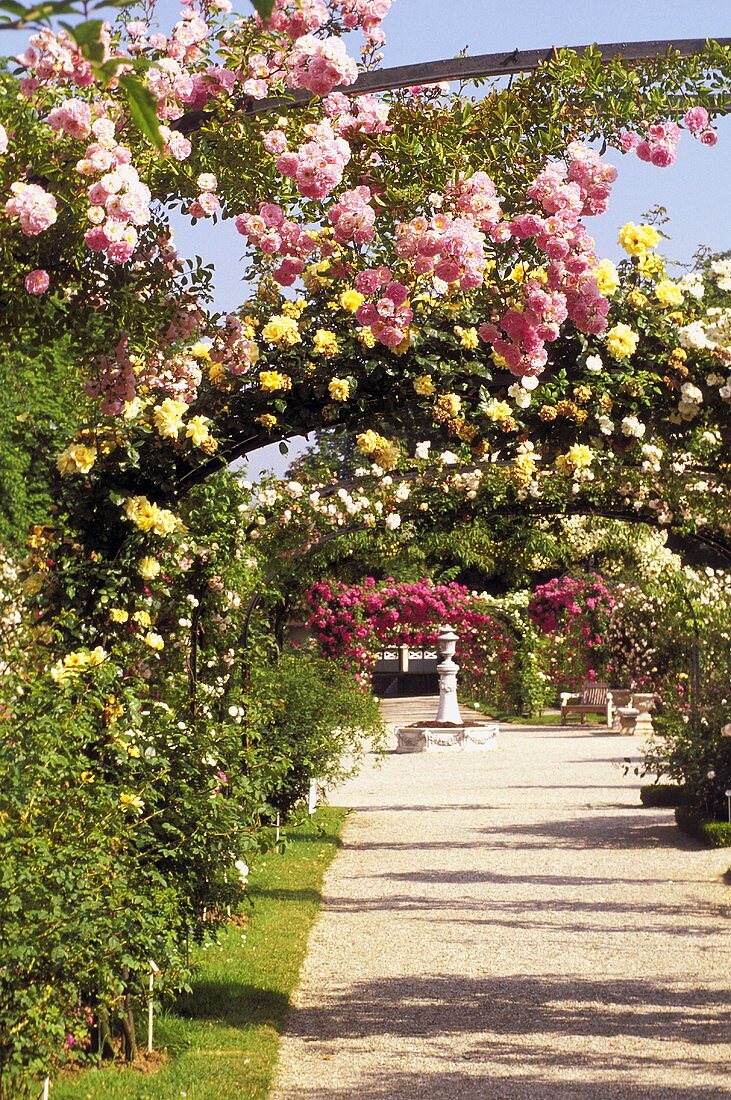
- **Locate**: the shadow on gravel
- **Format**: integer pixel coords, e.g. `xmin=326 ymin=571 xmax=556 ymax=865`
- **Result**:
xmin=281 ymin=1068 xmax=730 ymax=1100
xmin=281 ymin=974 xmax=731 ymax=1049
xmin=476 ymin=812 xmax=697 ymax=851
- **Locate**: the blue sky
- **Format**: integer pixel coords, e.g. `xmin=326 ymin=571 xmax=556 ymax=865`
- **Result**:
xmin=4 ymin=1 xmax=731 ymax=474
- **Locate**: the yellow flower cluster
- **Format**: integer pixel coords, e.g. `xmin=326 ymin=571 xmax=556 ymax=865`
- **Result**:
xmin=606 ymin=322 xmax=639 ymax=360
xmin=57 ymin=443 xmax=97 ymax=476
xmin=282 ymin=298 xmax=306 ymax=319
xmin=261 ymin=314 xmax=301 ymax=346
xmin=555 ymin=444 xmax=594 ymax=476
xmin=328 ymin=378 xmax=350 ymax=401
xmin=413 ymin=375 xmax=435 ymax=396
xmin=109 ymin=608 xmax=129 ymax=623
xmin=256 ymin=413 xmax=278 ymax=430
xmin=153 ymin=398 xmax=188 ymax=440
xmin=618 ymin=222 xmax=661 ymax=257
xmin=357 ymin=327 xmax=376 ymax=348
xmin=138 ymin=555 xmax=161 ymax=580
xmin=185 ymin=415 xmax=217 ymax=452
xmin=356 ymin=430 xmax=399 ymax=468
xmin=638 ymin=252 xmax=665 ymax=278
xmin=144 ymin=631 xmax=164 ymax=651
xmin=654 ymin=279 xmax=684 ymax=307
xmin=453 ymin=325 xmax=479 ymax=350
xmin=119 ymin=792 xmax=145 ymax=814
xmin=50 ymin=645 xmax=108 ymax=684
xmin=482 ymin=399 xmax=513 ymax=423
xmin=313 ymin=329 xmax=339 ymax=356
xmin=433 ymin=393 xmax=462 ymax=422
xmin=339 ymin=288 xmax=365 ymax=313
xmin=511 ymin=452 xmax=538 ymax=486
xmin=259 ymin=370 xmax=292 ymax=392
xmin=593 ymin=259 xmax=619 ymax=296
xmin=124 ymin=496 xmax=180 ymax=537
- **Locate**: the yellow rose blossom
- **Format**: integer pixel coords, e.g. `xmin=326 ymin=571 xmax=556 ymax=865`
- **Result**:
xmin=282 ymin=298 xmax=307 ymax=319
xmin=508 ymin=263 xmax=528 ymax=283
xmin=625 ymin=288 xmax=648 ymax=309
xmin=555 ymin=444 xmax=594 ymax=475
xmin=512 ymin=452 xmax=538 ymax=486
xmin=454 ymin=325 xmax=479 ymax=350
xmin=491 ymin=350 xmax=510 ymax=370
xmin=328 ymin=378 xmax=350 ymax=401
xmin=356 ymin=429 xmax=385 ymax=455
xmin=313 ymin=329 xmax=339 ymax=356
xmin=190 ymin=341 xmax=210 ymax=359
xmin=433 ymin=393 xmax=462 ymax=422
xmin=50 ymin=646 xmax=108 ymax=684
xmin=109 ymin=608 xmax=129 ymax=623
xmin=303 ymin=261 xmax=332 ymax=292
xmin=133 ymin=610 xmax=152 ymax=627
xmin=256 ymin=413 xmax=278 ymax=430
xmin=606 ymin=322 xmax=639 ymax=360
xmin=122 ymin=397 xmax=144 ymax=420
xmin=618 ymin=221 xmax=661 ymax=256
xmin=655 ymin=279 xmax=684 ymax=307
xmin=339 ymin=288 xmax=365 ymax=313
xmin=482 ymin=399 xmax=513 ymax=423
xmin=119 ymin=792 xmax=144 ymax=814
xmin=124 ymin=496 xmax=179 ymax=537
xmin=638 ymin=252 xmax=665 ymax=278
xmin=153 ymin=398 xmax=188 ymax=440
xmin=185 ymin=415 xmax=216 ymax=450
xmin=138 ymin=556 xmax=161 ymax=580
xmin=208 ymin=361 xmax=228 ymax=386
xmin=357 ymin=327 xmax=376 ymax=349
xmin=144 ymin=631 xmax=164 ymax=651
xmin=593 ymin=259 xmax=620 ymax=296
xmin=413 ymin=375 xmax=435 ymax=396
xmin=261 ymin=314 xmax=301 ymax=346
xmin=259 ymin=370 xmax=292 ymax=393
xmin=56 ymin=443 xmax=97 ymax=476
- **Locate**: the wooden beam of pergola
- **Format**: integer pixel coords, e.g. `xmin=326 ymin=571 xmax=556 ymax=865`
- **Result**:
xmin=173 ymin=36 xmax=731 ymax=133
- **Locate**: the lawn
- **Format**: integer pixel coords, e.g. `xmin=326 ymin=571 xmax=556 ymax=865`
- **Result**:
xmin=54 ymin=808 xmax=347 ymax=1100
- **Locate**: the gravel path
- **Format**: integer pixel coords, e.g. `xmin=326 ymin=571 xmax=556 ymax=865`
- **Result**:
xmin=271 ymin=701 xmax=731 ymax=1099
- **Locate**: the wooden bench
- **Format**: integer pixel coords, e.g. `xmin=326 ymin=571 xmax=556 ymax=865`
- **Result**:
xmin=560 ymin=682 xmax=614 ymax=726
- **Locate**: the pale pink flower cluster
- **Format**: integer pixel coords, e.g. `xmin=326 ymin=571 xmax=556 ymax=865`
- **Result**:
xmin=160 ymin=125 xmax=192 ymax=161
xmin=528 ymin=143 xmax=617 ymax=218
xmin=330 ymin=93 xmax=391 ymax=136
xmin=77 ymin=118 xmax=151 ymax=265
xmin=236 ymin=202 xmax=316 ymax=285
xmin=276 ymin=119 xmax=351 ymax=200
xmin=448 ymin=171 xmax=502 ymax=231
xmin=141 ymin=351 xmax=202 ymax=402
xmin=334 ymin=0 xmax=393 ymax=45
xmin=286 ymin=34 xmax=358 ymax=95
xmin=5 ymin=182 xmax=58 ymax=236
xmin=147 ymin=58 xmax=195 ymax=121
xmin=355 ymin=267 xmax=412 ymax=347
xmin=684 ymin=106 xmax=717 ymax=146
xmin=16 ymin=27 xmax=99 ymax=92
xmin=188 ymin=173 xmax=220 ymax=219
xmin=395 ymin=213 xmax=487 ymax=290
xmin=619 ymin=122 xmax=681 ymax=167
xmin=268 ymin=0 xmax=329 ymax=38
xmin=0 ymin=124 xmax=7 ymax=155
xmin=210 ymin=314 xmax=260 ymax=376
xmin=328 ymin=185 xmax=376 ymax=245
xmin=169 ymin=10 xmax=210 ymax=63
xmin=25 ymin=269 xmax=49 ymax=295
xmin=47 ymin=97 xmax=92 ymax=140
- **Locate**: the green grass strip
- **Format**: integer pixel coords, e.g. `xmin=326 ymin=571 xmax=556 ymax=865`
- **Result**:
xmin=54 ymin=807 xmax=347 ymax=1100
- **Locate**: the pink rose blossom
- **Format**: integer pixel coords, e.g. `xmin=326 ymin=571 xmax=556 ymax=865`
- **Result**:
xmin=24 ymin=268 xmax=49 ymax=295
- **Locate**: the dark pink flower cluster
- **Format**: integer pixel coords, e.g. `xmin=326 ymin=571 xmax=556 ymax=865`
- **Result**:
xmin=395 ymin=213 xmax=487 ymax=290
xmin=306 ymin=577 xmax=513 ymax=679
xmin=355 ymin=267 xmax=413 ymax=347
xmin=619 ymin=121 xmax=681 ymax=168
xmin=236 ymin=201 xmax=317 ymax=285
xmin=85 ymin=337 xmax=137 ymax=416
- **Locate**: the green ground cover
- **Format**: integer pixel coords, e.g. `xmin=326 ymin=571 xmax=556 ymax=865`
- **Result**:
xmin=53 ymin=808 xmax=346 ymax=1100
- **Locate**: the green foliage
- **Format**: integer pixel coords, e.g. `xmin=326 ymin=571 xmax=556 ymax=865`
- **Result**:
xmin=640 ymin=783 xmax=687 ymax=808
xmin=0 ymin=342 xmax=81 ymax=550
xmin=51 ymin=809 xmax=346 ymax=1100
xmin=675 ymin=807 xmax=731 ymax=848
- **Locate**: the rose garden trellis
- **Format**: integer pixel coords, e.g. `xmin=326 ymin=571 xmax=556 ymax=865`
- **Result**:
xmin=4 ymin=2 xmax=731 ymax=1090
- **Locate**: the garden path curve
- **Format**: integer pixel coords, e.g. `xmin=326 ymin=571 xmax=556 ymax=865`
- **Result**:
xmin=271 ymin=702 xmax=731 ymax=1099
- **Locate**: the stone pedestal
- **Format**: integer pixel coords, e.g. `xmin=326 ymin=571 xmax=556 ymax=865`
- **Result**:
xmin=631 ymin=693 xmax=656 ymax=736
xmin=394 ymin=625 xmax=498 ymax=753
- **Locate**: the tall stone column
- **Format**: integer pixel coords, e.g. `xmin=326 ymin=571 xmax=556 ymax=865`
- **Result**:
xmin=435 ymin=626 xmax=463 ymax=725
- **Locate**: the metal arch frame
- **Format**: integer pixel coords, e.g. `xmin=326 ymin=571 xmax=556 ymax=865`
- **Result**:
xmin=173 ymin=36 xmax=731 ymax=132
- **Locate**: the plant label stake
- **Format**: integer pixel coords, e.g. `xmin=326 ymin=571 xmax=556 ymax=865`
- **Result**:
xmin=276 ymin=810 xmax=281 ymax=842
xmin=148 ymin=960 xmax=160 ymax=1053
xmin=726 ymin=790 xmax=731 ymax=824
xmin=42 ymin=1077 xmax=50 ymax=1100
xmin=308 ymin=779 xmax=318 ymax=816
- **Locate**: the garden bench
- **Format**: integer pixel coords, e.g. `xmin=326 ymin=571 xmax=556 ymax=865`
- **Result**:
xmin=560 ymin=682 xmax=614 ymax=726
